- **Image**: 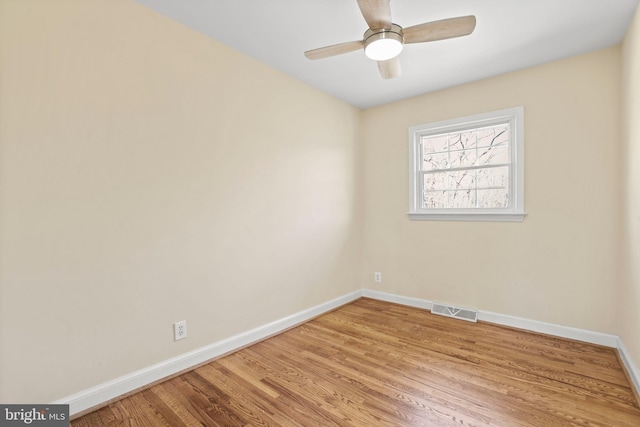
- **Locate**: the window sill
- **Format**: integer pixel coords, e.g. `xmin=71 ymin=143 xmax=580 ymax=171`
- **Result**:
xmin=407 ymin=212 xmax=527 ymax=222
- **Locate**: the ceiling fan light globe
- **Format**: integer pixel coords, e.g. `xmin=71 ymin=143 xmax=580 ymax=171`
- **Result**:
xmin=365 ymin=38 xmax=403 ymax=61
xmin=363 ymin=24 xmax=404 ymax=61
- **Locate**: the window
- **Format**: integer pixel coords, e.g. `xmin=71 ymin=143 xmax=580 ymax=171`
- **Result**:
xmin=408 ymin=107 xmax=525 ymax=222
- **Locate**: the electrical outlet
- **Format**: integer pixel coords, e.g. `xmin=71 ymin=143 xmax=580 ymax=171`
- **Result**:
xmin=174 ymin=320 xmax=187 ymax=341
xmin=374 ymin=272 xmax=382 ymax=283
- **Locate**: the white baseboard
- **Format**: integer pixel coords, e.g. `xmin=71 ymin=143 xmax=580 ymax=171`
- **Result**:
xmin=363 ymin=289 xmax=619 ymax=347
xmin=477 ymin=310 xmax=619 ymax=347
xmin=55 ymin=290 xmax=362 ymax=416
xmin=618 ymin=338 xmax=640 ymax=398
xmin=362 ymin=289 xmax=434 ymax=310
xmin=56 ymin=288 xmax=640 ymax=416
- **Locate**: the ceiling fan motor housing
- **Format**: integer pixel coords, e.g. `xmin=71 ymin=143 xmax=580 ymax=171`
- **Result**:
xmin=363 ymin=23 xmax=404 ymax=61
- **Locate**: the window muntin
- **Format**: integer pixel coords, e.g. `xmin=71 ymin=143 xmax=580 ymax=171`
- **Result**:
xmin=408 ymin=107 xmax=525 ymax=221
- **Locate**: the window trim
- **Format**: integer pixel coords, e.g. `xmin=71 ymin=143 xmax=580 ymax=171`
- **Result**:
xmin=408 ymin=107 xmax=526 ymax=222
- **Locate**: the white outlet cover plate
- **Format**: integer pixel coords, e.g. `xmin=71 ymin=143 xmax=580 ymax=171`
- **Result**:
xmin=174 ymin=320 xmax=187 ymax=341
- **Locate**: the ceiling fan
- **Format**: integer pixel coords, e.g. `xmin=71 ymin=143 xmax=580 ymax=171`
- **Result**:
xmin=304 ymin=0 xmax=476 ymax=79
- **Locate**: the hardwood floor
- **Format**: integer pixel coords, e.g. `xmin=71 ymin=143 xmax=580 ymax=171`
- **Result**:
xmin=72 ymin=298 xmax=640 ymax=426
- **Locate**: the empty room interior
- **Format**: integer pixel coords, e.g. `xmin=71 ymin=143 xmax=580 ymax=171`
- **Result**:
xmin=2 ymin=0 xmax=640 ymax=425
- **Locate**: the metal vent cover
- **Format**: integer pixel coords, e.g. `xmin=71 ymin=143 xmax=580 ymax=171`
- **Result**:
xmin=431 ymin=303 xmax=478 ymax=323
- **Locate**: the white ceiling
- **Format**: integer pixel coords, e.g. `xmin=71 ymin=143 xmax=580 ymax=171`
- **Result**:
xmin=134 ymin=0 xmax=639 ymax=109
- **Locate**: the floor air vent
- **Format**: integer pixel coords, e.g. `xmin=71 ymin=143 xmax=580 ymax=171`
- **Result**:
xmin=431 ymin=303 xmax=478 ymax=323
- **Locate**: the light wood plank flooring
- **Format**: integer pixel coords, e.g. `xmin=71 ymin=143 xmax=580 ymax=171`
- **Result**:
xmin=72 ymin=298 xmax=640 ymax=426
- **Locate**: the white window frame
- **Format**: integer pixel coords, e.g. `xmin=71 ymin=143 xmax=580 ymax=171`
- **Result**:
xmin=408 ymin=107 xmax=525 ymax=222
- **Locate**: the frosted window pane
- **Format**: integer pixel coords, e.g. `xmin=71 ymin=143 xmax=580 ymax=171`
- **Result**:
xmin=423 ymin=190 xmax=477 ymax=209
xmin=477 ymin=166 xmax=508 ymax=189
xmin=449 ymin=131 xmax=477 ymax=151
xmin=477 ymin=145 xmax=509 ymax=166
xmin=423 ymin=152 xmax=449 ymax=171
xmin=477 ymin=125 xmax=509 ymax=148
xmin=450 ymin=148 xmax=477 ymax=168
xmin=422 ymin=135 xmax=448 ymax=153
xmin=423 ymin=172 xmax=447 ymax=191
xmin=448 ymin=189 xmax=476 ymax=209
xmin=424 ymin=171 xmax=479 ymax=192
xmin=477 ymin=189 xmax=509 ymax=208
xmin=423 ymin=191 xmax=448 ymax=208
xmin=448 ymin=170 xmax=476 ymax=190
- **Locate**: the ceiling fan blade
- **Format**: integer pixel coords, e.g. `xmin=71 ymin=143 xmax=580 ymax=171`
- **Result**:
xmin=377 ymin=57 xmax=401 ymax=79
xmin=304 ymin=40 xmax=364 ymax=60
xmin=357 ymin=0 xmax=392 ymax=30
xmin=403 ymin=15 xmax=477 ymax=44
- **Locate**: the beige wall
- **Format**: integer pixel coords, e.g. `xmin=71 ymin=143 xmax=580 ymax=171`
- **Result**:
xmin=0 ymin=0 xmax=361 ymax=403
xmin=361 ymin=47 xmax=622 ymax=334
xmin=622 ymin=7 xmax=640 ymax=366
